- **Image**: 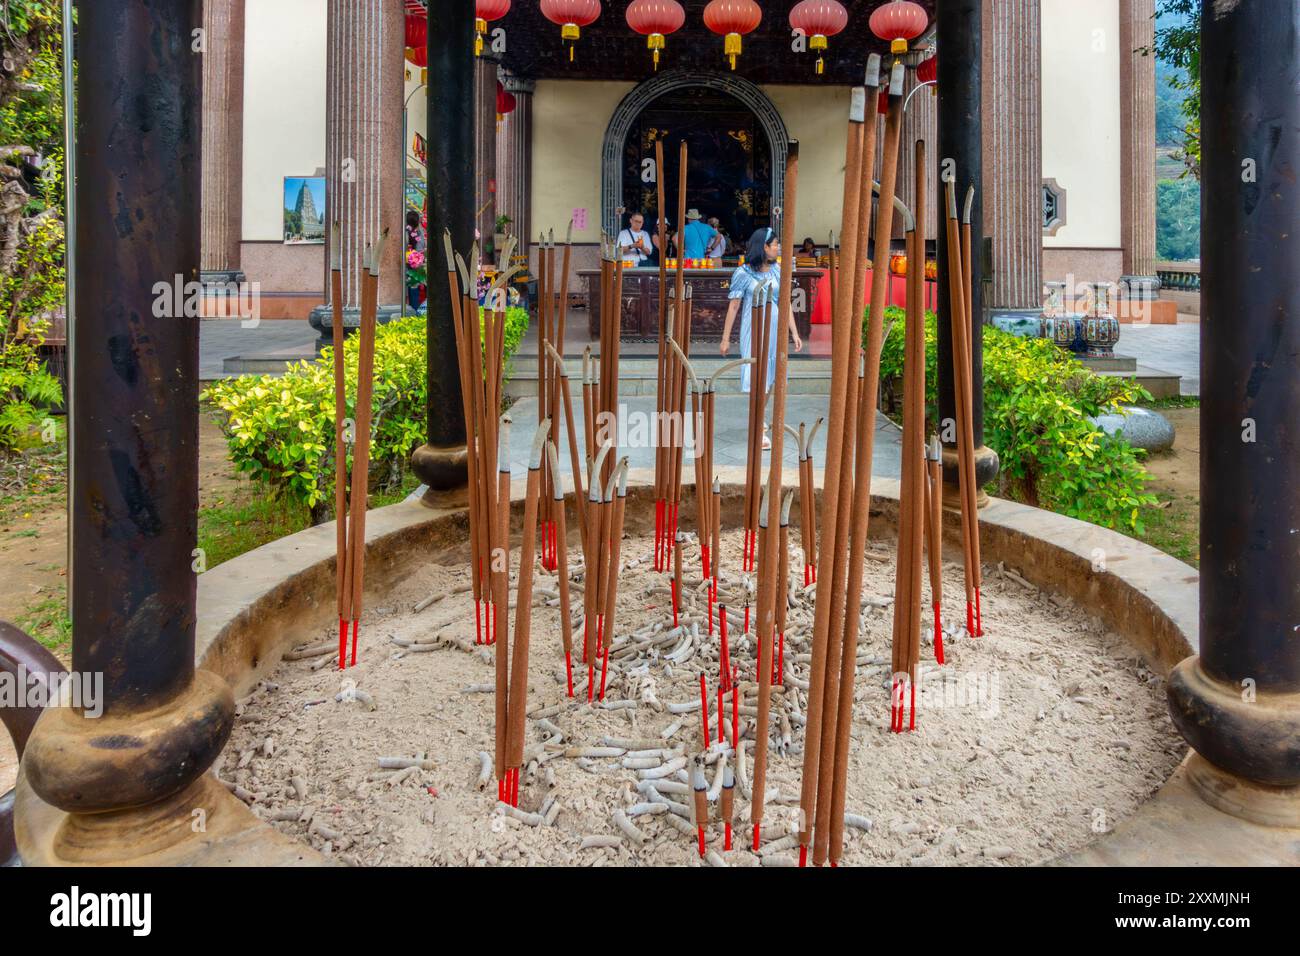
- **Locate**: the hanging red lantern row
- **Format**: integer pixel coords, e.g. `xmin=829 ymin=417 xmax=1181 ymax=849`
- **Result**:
xmin=703 ymin=0 xmax=763 ymax=71
xmin=540 ymin=0 xmax=603 ymax=62
xmin=626 ymin=0 xmax=686 ymax=71
xmin=788 ymin=1 xmax=848 ymax=76
xmin=477 ymin=0 xmax=512 ymax=57
xmin=868 ymin=0 xmax=928 ymax=55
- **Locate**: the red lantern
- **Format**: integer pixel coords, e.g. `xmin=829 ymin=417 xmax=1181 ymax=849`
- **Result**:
xmin=406 ymin=44 xmax=427 ymax=68
xmin=626 ymin=0 xmax=686 ymax=71
xmin=404 ymin=14 xmax=426 ymax=50
xmin=869 ymin=0 xmax=927 ymax=55
xmin=917 ymin=54 xmax=937 ymax=85
xmin=540 ymin=0 xmax=602 ymax=62
xmin=703 ymin=0 xmax=763 ymax=71
xmin=789 ymin=1 xmax=848 ymax=76
xmin=476 ymin=0 xmax=511 ymax=56
xmin=496 ymin=81 xmax=517 ymax=123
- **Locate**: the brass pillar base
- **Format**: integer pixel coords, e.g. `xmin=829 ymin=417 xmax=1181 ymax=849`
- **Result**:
xmin=411 ymin=442 xmax=469 ymax=492
xmin=1184 ymin=753 xmax=1300 ymax=829
xmin=940 ymin=444 xmax=1000 ymax=510
xmin=15 ymin=771 xmax=324 ymax=866
xmin=1167 ymin=656 xmax=1300 ymax=826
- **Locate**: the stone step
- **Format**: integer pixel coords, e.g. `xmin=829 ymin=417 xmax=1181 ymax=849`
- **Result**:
xmin=1094 ymin=364 xmax=1183 ymax=400
xmin=506 ymin=357 xmax=835 ymax=397
xmin=1080 ymin=353 xmax=1138 ymax=373
xmin=220 ymin=348 xmax=317 ymax=376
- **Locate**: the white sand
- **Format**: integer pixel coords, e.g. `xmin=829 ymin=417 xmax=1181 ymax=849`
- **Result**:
xmin=220 ymin=526 xmax=1184 ymax=867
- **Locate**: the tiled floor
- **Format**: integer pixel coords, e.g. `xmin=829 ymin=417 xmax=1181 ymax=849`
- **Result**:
xmin=200 ymin=319 xmax=318 ymax=381
xmin=1118 ymin=319 xmax=1201 ymax=395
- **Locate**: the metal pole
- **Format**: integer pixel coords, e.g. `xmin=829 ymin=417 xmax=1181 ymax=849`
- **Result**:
xmin=1166 ymin=0 xmax=1300 ymax=804
xmin=411 ymin=0 xmax=473 ymax=490
xmin=935 ymin=0 xmax=996 ymax=488
xmin=62 ymin=0 xmax=75 ymax=595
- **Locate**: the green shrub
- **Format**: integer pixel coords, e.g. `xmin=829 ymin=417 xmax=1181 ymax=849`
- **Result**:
xmin=872 ymin=308 xmax=1157 ymax=533
xmin=0 ymin=317 xmax=62 ymax=453
xmin=203 ymin=307 xmax=528 ymax=520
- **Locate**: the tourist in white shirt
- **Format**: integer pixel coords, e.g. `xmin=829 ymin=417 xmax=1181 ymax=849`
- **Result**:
xmin=617 ymin=211 xmax=653 ymax=266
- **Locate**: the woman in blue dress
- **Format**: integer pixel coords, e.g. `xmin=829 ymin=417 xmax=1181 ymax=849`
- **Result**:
xmin=719 ymin=228 xmax=804 ymax=447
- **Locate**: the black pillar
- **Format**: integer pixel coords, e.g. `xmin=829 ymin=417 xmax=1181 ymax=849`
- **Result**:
xmin=411 ymin=0 xmax=474 ymax=491
xmin=23 ymin=0 xmax=233 ymax=825
xmin=935 ymin=0 xmax=998 ymax=491
xmin=1166 ymin=0 xmax=1300 ymax=798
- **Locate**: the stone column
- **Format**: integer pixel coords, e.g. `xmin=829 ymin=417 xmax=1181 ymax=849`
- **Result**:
xmin=1166 ymin=0 xmax=1300 ymax=826
xmin=475 ymin=57 xmax=498 ymax=260
xmin=982 ymin=0 xmax=1042 ymax=321
xmin=495 ymin=71 xmax=535 ymax=261
xmin=308 ymin=0 xmax=406 ymax=348
xmin=200 ymin=0 xmax=245 ymax=285
xmin=1118 ymin=0 xmax=1158 ymax=299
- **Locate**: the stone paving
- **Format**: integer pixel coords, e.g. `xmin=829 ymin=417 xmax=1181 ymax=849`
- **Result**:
xmin=1118 ymin=319 xmax=1201 ymax=395
xmin=502 ymin=393 xmax=902 ymax=480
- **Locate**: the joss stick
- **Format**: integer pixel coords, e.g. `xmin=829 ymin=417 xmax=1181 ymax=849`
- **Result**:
xmin=545 ymin=342 xmax=586 ymax=541
xmin=446 ymin=242 xmax=481 ymax=644
xmin=960 ymin=188 xmax=984 ymax=635
xmin=583 ymin=443 xmax=611 ymax=685
xmin=655 ymin=138 xmax=669 ymax=571
xmin=776 ymin=489 xmax=794 ymax=685
xmin=493 ymin=416 xmax=512 ymax=796
xmin=343 ymin=231 xmax=386 ymax=669
xmin=797 ymin=60 xmax=880 ymax=865
xmin=582 ymin=346 xmax=595 ymax=459
xmin=597 ymin=459 xmax=630 ymax=701
xmin=814 ymin=65 xmax=899 ymax=857
xmin=506 ymin=419 xmax=550 ymax=807
xmin=924 ymin=436 xmax=945 ymax=664
xmin=945 ymin=181 xmax=979 ymax=640
xmin=721 ymin=762 xmax=736 ymax=851
xmin=750 ymin=140 xmax=800 ymax=851
xmin=330 ymin=224 xmax=350 ymax=665
xmin=545 ymin=441 xmax=576 ymax=697
xmin=671 ymin=287 xmax=693 ymax=553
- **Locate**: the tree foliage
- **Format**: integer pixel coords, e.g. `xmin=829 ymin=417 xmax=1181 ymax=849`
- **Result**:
xmin=1151 ymin=0 xmax=1200 ymax=180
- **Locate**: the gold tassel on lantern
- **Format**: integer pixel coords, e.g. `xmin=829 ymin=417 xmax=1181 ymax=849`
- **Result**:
xmin=649 ymin=33 xmax=665 ymax=69
xmin=725 ymin=32 xmax=742 ymax=70
xmin=475 ymin=17 xmax=487 ymax=56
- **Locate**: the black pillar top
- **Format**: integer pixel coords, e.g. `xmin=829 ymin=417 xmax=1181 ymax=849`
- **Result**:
xmin=935 ymin=0 xmax=985 ymax=447
xmin=424 ymin=1 xmax=475 ymax=452
xmin=1198 ymin=0 xmax=1300 ymax=691
xmin=71 ymin=0 xmax=202 ymax=712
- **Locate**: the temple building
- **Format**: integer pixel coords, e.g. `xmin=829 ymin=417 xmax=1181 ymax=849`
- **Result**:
xmin=203 ymin=0 xmax=1162 ymax=328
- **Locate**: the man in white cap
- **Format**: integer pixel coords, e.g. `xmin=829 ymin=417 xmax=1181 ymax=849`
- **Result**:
xmin=679 ymin=209 xmax=717 ymax=261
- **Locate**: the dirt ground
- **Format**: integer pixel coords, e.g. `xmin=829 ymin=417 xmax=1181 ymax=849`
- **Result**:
xmin=222 ymin=527 xmax=1183 ymax=867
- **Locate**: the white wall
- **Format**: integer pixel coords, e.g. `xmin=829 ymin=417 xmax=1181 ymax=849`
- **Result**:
xmin=530 ymin=80 xmax=851 ymax=243
xmin=1041 ymin=0 xmax=1122 ymax=250
xmin=241 ymin=0 xmax=327 ymax=241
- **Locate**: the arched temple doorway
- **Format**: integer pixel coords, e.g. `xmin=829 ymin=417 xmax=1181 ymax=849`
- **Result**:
xmin=601 ymin=71 xmax=789 ymax=240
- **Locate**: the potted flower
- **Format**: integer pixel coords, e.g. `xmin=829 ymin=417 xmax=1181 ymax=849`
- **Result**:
xmin=406 ymin=248 xmax=427 ymax=310
xmin=494 ymin=214 xmax=513 ymax=251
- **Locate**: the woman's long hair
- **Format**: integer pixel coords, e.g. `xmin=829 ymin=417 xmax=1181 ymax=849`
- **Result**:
xmin=744 ymin=227 xmax=775 ymax=270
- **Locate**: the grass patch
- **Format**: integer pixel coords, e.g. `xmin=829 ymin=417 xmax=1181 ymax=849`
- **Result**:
xmin=17 ymin=586 xmax=72 ymax=657
xmin=1140 ymin=394 xmax=1200 ymax=410
xmin=196 ymin=470 xmax=422 ymax=570
xmin=1131 ymin=492 xmax=1200 ymax=566
xmin=0 ymin=439 xmax=66 ymax=526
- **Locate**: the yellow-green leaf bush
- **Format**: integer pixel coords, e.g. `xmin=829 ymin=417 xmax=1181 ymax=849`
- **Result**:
xmin=203 ymin=308 xmax=528 ymax=519
xmin=872 ymin=308 xmax=1157 ymax=532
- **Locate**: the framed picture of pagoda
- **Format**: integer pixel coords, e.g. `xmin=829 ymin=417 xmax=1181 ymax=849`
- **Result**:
xmin=283 ymin=175 xmax=326 ymax=244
